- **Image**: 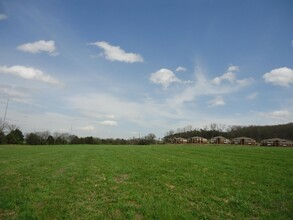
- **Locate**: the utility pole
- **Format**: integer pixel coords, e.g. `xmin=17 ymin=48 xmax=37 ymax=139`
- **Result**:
xmin=3 ymin=97 xmax=9 ymax=124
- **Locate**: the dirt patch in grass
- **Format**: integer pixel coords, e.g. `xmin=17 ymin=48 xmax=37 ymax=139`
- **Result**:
xmin=113 ymin=174 xmax=129 ymax=184
xmin=0 ymin=210 xmax=17 ymax=219
xmin=112 ymin=209 xmax=122 ymax=218
xmin=134 ymin=213 xmax=144 ymax=220
xmin=128 ymin=200 xmax=141 ymax=208
xmin=165 ymin=183 xmax=175 ymax=189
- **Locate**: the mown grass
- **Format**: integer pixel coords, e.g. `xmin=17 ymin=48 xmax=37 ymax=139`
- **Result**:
xmin=0 ymin=144 xmax=292 ymax=219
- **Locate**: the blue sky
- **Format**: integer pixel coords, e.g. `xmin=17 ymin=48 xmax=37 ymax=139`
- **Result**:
xmin=0 ymin=0 xmax=293 ymax=138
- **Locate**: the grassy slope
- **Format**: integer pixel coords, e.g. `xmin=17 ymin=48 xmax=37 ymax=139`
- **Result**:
xmin=0 ymin=145 xmax=292 ymax=219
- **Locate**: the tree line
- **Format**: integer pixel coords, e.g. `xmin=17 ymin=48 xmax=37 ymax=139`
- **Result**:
xmin=163 ymin=123 xmax=293 ymax=142
xmin=0 ymin=120 xmax=157 ymax=145
xmin=1 ymin=119 xmax=292 ymax=145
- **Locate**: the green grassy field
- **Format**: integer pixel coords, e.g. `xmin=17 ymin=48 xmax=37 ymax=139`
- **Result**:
xmin=0 ymin=145 xmax=292 ymax=219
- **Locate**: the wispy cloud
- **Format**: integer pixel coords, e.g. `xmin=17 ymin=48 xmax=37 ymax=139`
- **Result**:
xmin=212 ymin=72 xmax=236 ymax=85
xmin=263 ymin=67 xmax=293 ymax=87
xmin=79 ymin=125 xmax=95 ymax=131
xmin=100 ymin=120 xmax=118 ymax=126
xmin=0 ymin=84 xmax=33 ymax=104
xmin=212 ymin=65 xmax=253 ymax=88
xmin=246 ymin=92 xmax=258 ymax=100
xmin=0 ymin=84 xmax=28 ymax=99
xmin=149 ymin=68 xmax=181 ymax=89
xmin=208 ymin=96 xmax=226 ymax=107
xmin=212 ymin=65 xmax=239 ymax=85
xmin=65 ymin=63 xmax=256 ymax=136
xmin=227 ymin=65 xmax=240 ymax=72
xmin=0 ymin=14 xmax=7 ymax=20
xmin=90 ymin=41 xmax=143 ymax=63
xmin=68 ymin=93 xmax=180 ymax=130
xmin=17 ymin=40 xmax=58 ymax=56
xmin=258 ymin=110 xmax=292 ymax=122
xmin=168 ymin=65 xmax=253 ymax=105
xmin=0 ymin=65 xmax=62 ymax=86
xmin=175 ymin=66 xmax=187 ymax=72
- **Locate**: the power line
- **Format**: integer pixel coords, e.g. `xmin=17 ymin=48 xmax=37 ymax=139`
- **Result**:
xmin=3 ymin=97 xmax=9 ymax=123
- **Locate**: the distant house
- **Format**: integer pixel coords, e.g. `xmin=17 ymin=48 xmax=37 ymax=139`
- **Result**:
xmin=173 ymin=137 xmax=188 ymax=144
xmin=232 ymin=137 xmax=256 ymax=145
xmin=261 ymin=138 xmax=293 ymax=147
xmin=189 ymin=136 xmax=208 ymax=144
xmin=210 ymin=136 xmax=230 ymax=144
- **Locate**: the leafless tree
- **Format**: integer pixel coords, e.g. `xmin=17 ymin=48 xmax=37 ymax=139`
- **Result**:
xmin=36 ymin=131 xmax=51 ymax=140
xmin=0 ymin=119 xmax=7 ymax=132
xmin=183 ymin=125 xmax=193 ymax=133
xmin=209 ymin=123 xmax=217 ymax=131
xmin=165 ymin=129 xmax=175 ymax=136
xmin=7 ymin=124 xmax=19 ymax=132
xmin=217 ymin=123 xmax=226 ymax=132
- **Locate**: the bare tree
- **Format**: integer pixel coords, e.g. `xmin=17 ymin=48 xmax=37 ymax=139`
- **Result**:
xmin=165 ymin=129 xmax=175 ymax=137
xmin=7 ymin=124 xmax=19 ymax=132
xmin=58 ymin=132 xmax=74 ymax=142
xmin=145 ymin=133 xmax=156 ymax=141
xmin=203 ymin=125 xmax=209 ymax=131
xmin=217 ymin=123 xmax=226 ymax=132
xmin=183 ymin=125 xmax=193 ymax=133
xmin=176 ymin=128 xmax=183 ymax=134
xmin=36 ymin=131 xmax=51 ymax=140
xmin=209 ymin=123 xmax=217 ymax=131
xmin=0 ymin=119 xmax=7 ymax=132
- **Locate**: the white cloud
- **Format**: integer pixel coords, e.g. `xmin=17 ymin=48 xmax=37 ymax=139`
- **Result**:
xmin=0 ymin=14 xmax=7 ymax=20
xmin=0 ymin=84 xmax=29 ymax=99
xmin=270 ymin=110 xmax=290 ymax=117
xmin=0 ymin=84 xmax=40 ymax=105
xmin=258 ymin=110 xmax=292 ymax=122
xmin=246 ymin=92 xmax=258 ymax=100
xmin=175 ymin=66 xmax=187 ymax=72
xmin=212 ymin=72 xmax=236 ymax=85
xmin=208 ymin=96 xmax=226 ymax=107
xmin=235 ymin=78 xmax=253 ymax=87
xmin=168 ymin=65 xmax=253 ymax=105
xmin=17 ymin=40 xmax=58 ymax=56
xmin=68 ymin=93 xmax=181 ymax=132
xmin=212 ymin=65 xmax=241 ymax=85
xmin=100 ymin=120 xmax=118 ymax=126
xmin=0 ymin=65 xmax=61 ymax=86
xmin=149 ymin=68 xmax=181 ymax=89
xmin=74 ymin=109 xmax=116 ymax=120
xmin=291 ymin=40 xmax=293 ymax=47
xmin=102 ymin=114 xmax=115 ymax=119
xmin=79 ymin=125 xmax=95 ymax=131
xmin=0 ymin=84 xmax=37 ymax=106
xmin=227 ymin=65 xmax=240 ymax=72
xmin=90 ymin=41 xmax=143 ymax=63
xmin=263 ymin=67 xmax=293 ymax=87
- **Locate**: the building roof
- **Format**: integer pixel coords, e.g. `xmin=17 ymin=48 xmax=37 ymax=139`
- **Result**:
xmin=233 ymin=137 xmax=255 ymax=141
xmin=190 ymin=136 xmax=206 ymax=139
xmin=174 ymin=137 xmax=188 ymax=140
xmin=261 ymin=138 xmax=293 ymax=143
xmin=211 ymin=136 xmax=228 ymax=139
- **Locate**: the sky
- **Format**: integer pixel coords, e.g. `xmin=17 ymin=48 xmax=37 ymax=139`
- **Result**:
xmin=0 ymin=0 xmax=293 ymax=138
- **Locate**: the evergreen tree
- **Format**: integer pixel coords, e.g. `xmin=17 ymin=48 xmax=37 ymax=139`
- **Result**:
xmin=26 ymin=133 xmax=42 ymax=145
xmin=0 ymin=131 xmax=6 ymax=144
xmin=6 ymin=129 xmax=24 ymax=144
xmin=47 ymin=135 xmax=55 ymax=145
